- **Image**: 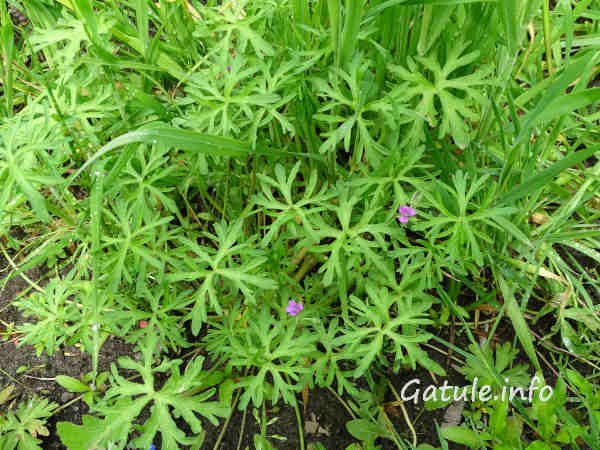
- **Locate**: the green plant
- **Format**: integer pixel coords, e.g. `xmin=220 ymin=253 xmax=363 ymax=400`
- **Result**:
xmin=0 ymin=390 xmax=56 ymax=450
xmin=390 ymin=41 xmax=492 ymax=149
xmin=1 ymin=0 xmax=598 ymax=448
xmin=441 ymin=375 xmax=600 ymax=450
xmin=57 ymin=335 xmax=229 ymax=450
xmin=335 ymin=284 xmax=444 ymax=378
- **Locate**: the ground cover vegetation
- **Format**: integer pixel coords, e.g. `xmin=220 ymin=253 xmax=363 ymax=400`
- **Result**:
xmin=0 ymin=0 xmax=599 ymax=449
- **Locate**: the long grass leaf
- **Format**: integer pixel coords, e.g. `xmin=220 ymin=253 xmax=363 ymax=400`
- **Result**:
xmin=326 ymin=0 xmax=340 ymax=64
xmin=0 ymin=1 xmax=15 ymax=116
xmin=497 ymin=144 xmax=599 ymax=205
xmin=12 ymin=170 xmax=50 ymax=222
xmin=534 ymin=88 xmax=600 ymax=124
xmin=515 ymin=53 xmax=599 ymax=145
xmin=403 ymin=0 xmax=495 ymax=3
xmin=68 ymin=125 xmax=323 ymax=186
xmin=69 ymin=126 xmax=252 ymax=183
xmin=339 ymin=0 xmax=362 ymax=68
xmin=498 ymin=275 xmax=542 ymax=372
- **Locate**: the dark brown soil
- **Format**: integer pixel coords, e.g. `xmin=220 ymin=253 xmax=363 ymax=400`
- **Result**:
xmin=0 ymin=260 xmax=134 ymax=449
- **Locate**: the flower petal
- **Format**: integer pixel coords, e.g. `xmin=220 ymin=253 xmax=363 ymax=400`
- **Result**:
xmin=286 ymin=299 xmax=303 ymax=316
xmin=398 ymin=206 xmax=416 ymax=216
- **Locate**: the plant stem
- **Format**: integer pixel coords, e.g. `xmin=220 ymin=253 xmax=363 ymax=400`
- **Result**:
xmin=292 ymin=394 xmax=305 ymax=450
xmin=542 ymin=0 xmax=553 ymax=75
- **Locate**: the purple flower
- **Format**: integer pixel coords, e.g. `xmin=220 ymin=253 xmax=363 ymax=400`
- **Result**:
xmin=398 ymin=206 xmax=416 ymax=216
xmin=149 ymin=445 xmax=156 ymax=450
xmin=397 ymin=205 xmax=417 ymax=224
xmin=227 ymin=65 xmax=231 ymax=73
xmin=285 ymin=300 xmax=303 ymax=316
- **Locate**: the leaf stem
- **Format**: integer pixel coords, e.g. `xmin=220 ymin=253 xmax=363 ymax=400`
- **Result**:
xmin=542 ymin=0 xmax=553 ymax=75
xmin=387 ymin=379 xmax=417 ymax=448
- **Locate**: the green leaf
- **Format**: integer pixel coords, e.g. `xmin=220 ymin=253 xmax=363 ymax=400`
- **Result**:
xmin=0 ymin=385 xmax=15 ymax=405
xmin=390 ymin=42 xmax=491 ymax=148
xmin=534 ymin=88 xmax=600 ymax=124
xmin=515 ymin=53 xmax=599 ymax=145
xmin=562 ymin=308 xmax=600 ymax=332
xmin=70 ymin=0 xmax=97 ymax=37
xmin=367 ymin=0 xmax=494 ymax=18
xmin=12 ymin=168 xmax=50 ymax=222
xmin=340 ymin=0 xmax=362 ymax=68
xmin=70 ymin=0 xmax=117 ymax=62
xmin=498 ymin=276 xmax=541 ymax=372
xmin=525 ymin=442 xmax=553 ymax=450
xmin=405 ymin=0 xmax=495 ymax=4
xmin=498 ymin=144 xmax=599 ymax=205
xmin=416 ymin=445 xmax=440 ymax=450
xmin=441 ymin=425 xmax=487 ymax=447
xmin=68 ymin=123 xmax=318 ymax=187
xmin=57 ymin=409 xmax=135 ymax=450
xmin=346 ymin=419 xmax=388 ymax=442
xmin=55 ymin=375 xmax=90 ymax=393
xmin=69 ymin=124 xmax=253 ymax=183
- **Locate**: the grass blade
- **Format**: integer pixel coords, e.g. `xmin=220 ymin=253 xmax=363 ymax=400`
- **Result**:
xmin=339 ymin=0 xmax=362 ymax=68
xmin=497 ymin=144 xmax=599 ymax=205
xmin=515 ymin=52 xmax=599 ymax=146
xmin=0 ymin=0 xmax=15 ymax=116
xmin=534 ymin=88 xmax=600 ymax=124
xmin=68 ymin=125 xmax=253 ymax=183
xmin=67 ymin=124 xmax=324 ymax=186
xmin=326 ymin=0 xmax=340 ymax=64
xmin=497 ymin=275 xmax=542 ymax=372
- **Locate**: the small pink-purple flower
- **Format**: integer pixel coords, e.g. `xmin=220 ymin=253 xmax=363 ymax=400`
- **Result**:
xmin=285 ymin=299 xmax=303 ymax=316
xmin=397 ymin=205 xmax=417 ymax=223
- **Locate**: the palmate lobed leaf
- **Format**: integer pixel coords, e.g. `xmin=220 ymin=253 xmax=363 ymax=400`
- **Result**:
xmin=0 ymin=117 xmax=67 ymax=223
xmin=390 ymin=41 xmax=492 ymax=148
xmin=207 ymin=307 xmax=317 ymax=410
xmin=57 ymin=402 xmax=142 ymax=450
xmin=57 ymin=335 xmax=228 ymax=449
xmin=335 ymin=285 xmax=444 ymax=378
xmin=167 ymin=218 xmax=278 ymax=333
xmin=313 ymin=58 xmax=394 ymax=166
xmin=0 ymin=397 xmax=57 ymax=450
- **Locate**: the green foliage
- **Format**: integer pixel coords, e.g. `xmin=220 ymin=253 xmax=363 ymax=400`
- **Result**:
xmin=206 ymin=305 xmax=317 ymax=409
xmin=1 ymin=0 xmax=598 ymax=448
xmin=313 ymin=58 xmax=398 ymax=167
xmin=459 ymin=341 xmax=530 ymax=388
xmin=169 ymin=217 xmax=278 ymax=333
xmin=335 ymin=284 xmax=443 ymax=377
xmin=390 ymin=42 xmax=492 ymax=149
xmin=57 ymin=335 xmax=229 ymax=450
xmin=0 ymin=396 xmax=56 ymax=450
xmin=442 ymin=376 xmax=600 ymax=449
xmin=418 ymin=170 xmax=518 ymax=270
